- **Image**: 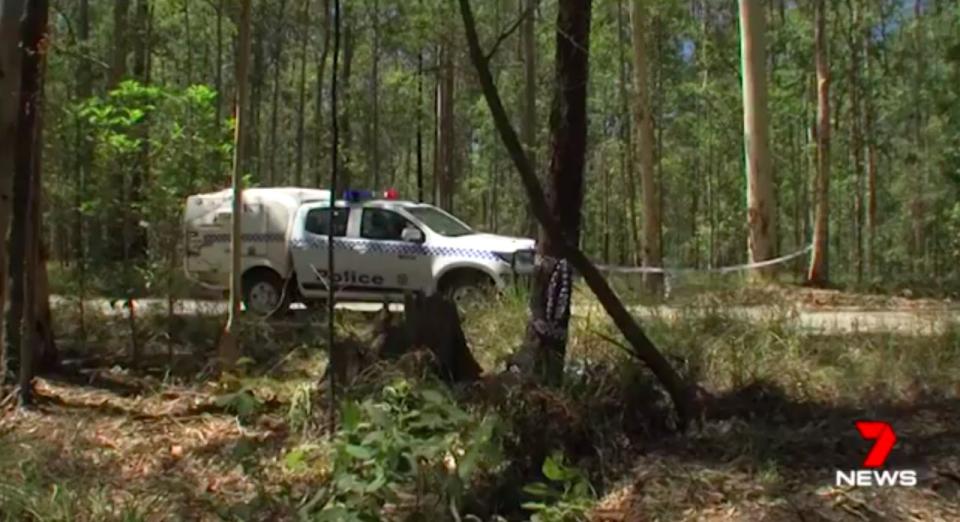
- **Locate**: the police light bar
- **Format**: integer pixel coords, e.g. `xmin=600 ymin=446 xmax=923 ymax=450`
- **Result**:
xmin=343 ymin=189 xmax=373 ymax=202
xmin=343 ymin=188 xmax=399 ymax=202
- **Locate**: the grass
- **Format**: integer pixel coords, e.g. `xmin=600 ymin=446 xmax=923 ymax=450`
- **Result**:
xmin=1 ymin=288 xmax=959 ymax=520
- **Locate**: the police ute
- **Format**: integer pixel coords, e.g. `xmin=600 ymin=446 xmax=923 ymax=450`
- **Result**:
xmin=183 ymin=187 xmax=536 ymax=315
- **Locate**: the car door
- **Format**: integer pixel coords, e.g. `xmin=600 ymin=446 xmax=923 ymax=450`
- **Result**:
xmin=359 ymin=207 xmax=432 ymax=294
xmin=291 ymin=205 xmax=353 ymax=297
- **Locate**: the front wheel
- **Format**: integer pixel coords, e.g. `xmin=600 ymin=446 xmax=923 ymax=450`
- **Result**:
xmin=242 ymin=269 xmax=288 ymax=317
xmin=439 ymin=271 xmax=496 ymax=314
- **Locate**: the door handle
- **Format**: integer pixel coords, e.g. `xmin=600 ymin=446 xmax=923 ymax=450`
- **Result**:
xmin=397 ymin=254 xmax=416 ymax=260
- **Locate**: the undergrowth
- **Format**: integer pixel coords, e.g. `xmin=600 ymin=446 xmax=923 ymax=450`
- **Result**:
xmin=2 ymin=292 xmax=957 ymax=520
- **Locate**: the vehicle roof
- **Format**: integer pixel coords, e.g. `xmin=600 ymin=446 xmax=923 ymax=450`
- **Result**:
xmin=302 ymin=199 xmax=431 ymax=209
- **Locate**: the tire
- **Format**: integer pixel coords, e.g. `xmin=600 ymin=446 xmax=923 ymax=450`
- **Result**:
xmin=439 ymin=270 xmax=495 ymax=312
xmin=242 ymin=269 xmax=288 ymax=317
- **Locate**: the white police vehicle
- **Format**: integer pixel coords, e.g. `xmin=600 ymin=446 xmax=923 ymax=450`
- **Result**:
xmin=183 ymin=187 xmax=536 ymax=315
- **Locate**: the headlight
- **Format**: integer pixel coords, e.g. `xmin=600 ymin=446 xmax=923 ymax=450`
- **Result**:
xmin=513 ymin=250 xmax=535 ymax=268
xmin=492 ymin=252 xmax=514 ymax=265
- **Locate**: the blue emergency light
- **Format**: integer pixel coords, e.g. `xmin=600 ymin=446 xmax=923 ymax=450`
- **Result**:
xmin=343 ymin=189 xmax=373 ymax=202
xmin=343 ymin=188 xmax=400 ymax=202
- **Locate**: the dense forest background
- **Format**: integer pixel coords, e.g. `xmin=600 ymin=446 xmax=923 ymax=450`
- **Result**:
xmin=38 ymin=0 xmax=960 ymax=294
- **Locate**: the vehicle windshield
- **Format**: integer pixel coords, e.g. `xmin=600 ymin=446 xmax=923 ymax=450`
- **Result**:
xmin=406 ymin=206 xmax=474 ymax=237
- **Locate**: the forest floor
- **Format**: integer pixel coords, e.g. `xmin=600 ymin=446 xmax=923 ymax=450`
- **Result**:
xmin=51 ymin=283 xmax=960 ymax=335
xmin=2 ymin=285 xmax=959 ymax=521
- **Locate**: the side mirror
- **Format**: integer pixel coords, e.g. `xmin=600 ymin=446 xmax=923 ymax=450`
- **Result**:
xmin=401 ymin=226 xmax=424 ymax=243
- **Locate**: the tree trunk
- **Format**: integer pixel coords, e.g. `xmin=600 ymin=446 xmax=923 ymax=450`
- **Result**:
xmin=267 ymin=0 xmax=288 ymax=186
xmin=513 ymin=0 xmax=591 ymax=385
xmin=909 ymin=0 xmax=924 ymax=273
xmin=16 ymin=0 xmax=50 ymax=406
xmin=737 ymin=0 xmax=776 ymax=279
xmin=219 ymin=0 xmax=252 ymax=372
xmin=460 ymin=0 xmax=694 ymax=427
xmin=630 ymin=0 xmax=663 ymax=294
xmin=0 ymin=0 xmax=26 ymax=380
xmin=370 ymin=0 xmax=381 ymax=188
xmin=326 ymin=0 xmax=343 ymax=417
xmin=214 ymin=0 xmax=223 ymax=128
xmin=129 ymin=0 xmax=150 ymax=259
xmin=183 ymin=0 xmax=191 ymax=85
xmin=109 ymin=0 xmax=130 ymax=88
xmin=520 ymin=0 xmax=537 ymax=237
xmin=313 ymin=0 xmax=331 ymax=187
xmin=807 ymin=0 xmax=830 ymax=286
xmin=338 ymin=12 xmax=354 ymax=192
xmin=436 ymin=38 xmax=456 ymax=211
xmin=416 ymin=49 xmax=424 ymax=202
xmin=849 ymin=0 xmax=864 ymax=283
xmin=617 ymin=0 xmax=640 ymax=267
xmin=295 ymin=0 xmax=309 ymax=186
xmin=249 ymin=14 xmax=264 ymax=179
xmin=863 ymin=10 xmax=877 ymax=276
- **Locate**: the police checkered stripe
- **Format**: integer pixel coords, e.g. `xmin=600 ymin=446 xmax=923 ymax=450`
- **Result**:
xmin=289 ymin=237 xmax=501 ymax=262
xmin=201 ymin=232 xmax=285 ymax=247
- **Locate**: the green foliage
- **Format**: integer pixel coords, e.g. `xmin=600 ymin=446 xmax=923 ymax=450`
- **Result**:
xmin=522 ymin=452 xmax=596 ymax=522
xmin=308 ymin=378 xmax=504 ymax=520
xmin=214 ymin=388 xmax=263 ymax=423
xmin=65 ymin=79 xmax=231 ymax=296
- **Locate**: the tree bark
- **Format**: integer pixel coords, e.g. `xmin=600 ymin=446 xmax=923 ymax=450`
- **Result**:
xmin=16 ymin=0 xmax=50 ymax=406
xmin=183 ymin=0 xmax=191 ymax=85
xmin=73 ymin=0 xmax=91 ymax=263
xmin=313 ymin=0 xmax=331 ymax=187
xmin=520 ymin=0 xmax=537 ymax=237
xmin=128 ymin=0 xmax=150 ymax=259
xmin=249 ymin=13 xmax=264 ymax=179
xmin=436 ymin=37 xmax=456 ymax=211
xmin=737 ymin=0 xmax=776 ymax=279
xmin=849 ymin=0 xmax=864 ymax=283
xmin=337 ymin=11 xmax=354 ymax=192
xmin=295 ymin=0 xmax=309 ymax=186
xmin=214 ymin=0 xmax=223 ymax=127
xmin=267 ymin=0 xmax=288 ymax=186
xmin=370 ymin=0 xmax=381 ymax=189
xmin=109 ymin=0 xmax=130 ymax=88
xmin=617 ymin=0 xmax=640 ymax=267
xmin=863 ymin=7 xmax=877 ymax=276
xmin=630 ymin=0 xmax=663 ymax=294
xmin=807 ymin=0 xmax=830 ymax=286
xmin=0 ymin=0 xmax=26 ymax=380
xmin=219 ymin=0 xmax=252 ymax=371
xmin=459 ymin=0 xmax=694 ymax=427
xmin=511 ymin=0 xmax=590 ymax=385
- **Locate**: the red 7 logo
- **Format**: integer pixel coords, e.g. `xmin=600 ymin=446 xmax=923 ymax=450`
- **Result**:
xmin=855 ymin=421 xmax=897 ymax=468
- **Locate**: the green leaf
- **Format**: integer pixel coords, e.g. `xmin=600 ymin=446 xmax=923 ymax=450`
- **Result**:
xmin=343 ymin=444 xmax=374 ymax=461
xmin=341 ymin=401 xmax=362 ymax=432
xmin=418 ymin=388 xmax=448 ymax=405
xmin=542 ymin=454 xmax=570 ymax=482
xmin=522 ymin=482 xmax=559 ymax=499
xmin=283 ymin=448 xmax=307 ymax=470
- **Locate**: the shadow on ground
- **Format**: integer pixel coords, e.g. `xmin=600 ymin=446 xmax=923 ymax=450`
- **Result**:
xmin=594 ymin=382 xmax=960 ymax=521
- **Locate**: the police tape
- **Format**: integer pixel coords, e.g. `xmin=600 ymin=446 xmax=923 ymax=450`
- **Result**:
xmin=594 ymin=244 xmax=813 ymax=275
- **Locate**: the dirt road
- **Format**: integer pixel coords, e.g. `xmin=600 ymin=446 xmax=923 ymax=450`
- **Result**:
xmin=51 ymin=296 xmax=959 ymax=334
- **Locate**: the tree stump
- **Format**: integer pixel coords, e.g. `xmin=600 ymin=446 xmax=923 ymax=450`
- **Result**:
xmin=402 ymin=292 xmax=482 ymax=383
xmin=324 ymin=292 xmax=482 ymax=393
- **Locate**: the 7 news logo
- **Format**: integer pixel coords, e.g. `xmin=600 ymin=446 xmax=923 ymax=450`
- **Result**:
xmin=835 ymin=421 xmax=917 ymax=487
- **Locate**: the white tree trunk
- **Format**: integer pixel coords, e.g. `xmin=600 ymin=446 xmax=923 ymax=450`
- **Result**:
xmin=737 ymin=0 xmax=776 ymax=278
xmin=630 ymin=0 xmax=662 ymax=294
xmin=807 ymin=0 xmax=830 ymax=285
xmin=219 ymin=0 xmax=252 ymax=370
